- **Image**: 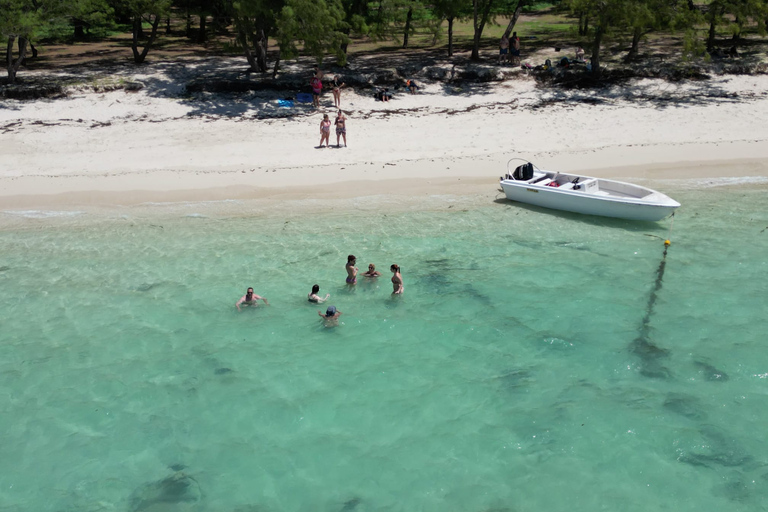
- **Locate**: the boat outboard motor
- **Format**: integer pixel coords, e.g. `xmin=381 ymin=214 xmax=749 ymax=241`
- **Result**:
xmin=514 ymin=163 xmax=534 ymax=180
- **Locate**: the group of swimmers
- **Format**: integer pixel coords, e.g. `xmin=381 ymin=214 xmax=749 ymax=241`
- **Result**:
xmin=235 ymin=254 xmax=404 ymax=327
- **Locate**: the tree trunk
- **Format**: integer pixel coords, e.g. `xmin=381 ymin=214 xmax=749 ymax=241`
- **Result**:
xmin=272 ymin=50 xmax=280 ymax=79
xmin=198 ymin=14 xmax=207 ymax=44
xmin=448 ymin=17 xmax=454 ymax=57
xmin=706 ymin=7 xmax=723 ymax=51
xmin=6 ymin=36 xmax=28 ymax=84
xmin=132 ymin=14 xmax=162 ymax=64
xmin=591 ymin=25 xmax=603 ymax=77
xmin=502 ymin=0 xmax=525 ymax=38
xmin=578 ymin=12 xmax=585 ymax=36
xmin=403 ymin=7 xmax=413 ymax=48
xmin=706 ymin=17 xmax=716 ymax=51
xmin=471 ymin=0 xmax=495 ymax=61
xmin=627 ymin=27 xmax=641 ymax=60
xmin=185 ymin=0 xmax=192 ymax=37
xmin=255 ymin=29 xmax=268 ymax=72
xmin=166 ymin=17 xmax=171 ymax=35
xmin=74 ymin=20 xmax=86 ymax=40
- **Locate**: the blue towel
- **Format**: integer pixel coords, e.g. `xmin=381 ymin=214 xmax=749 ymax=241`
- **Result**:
xmin=277 ymin=99 xmax=294 ymax=108
xmin=296 ymin=93 xmax=313 ymax=103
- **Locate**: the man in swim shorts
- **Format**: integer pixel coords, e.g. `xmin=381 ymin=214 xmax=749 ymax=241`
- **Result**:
xmin=236 ymin=287 xmax=269 ymax=311
xmin=499 ymin=34 xmax=509 ymax=65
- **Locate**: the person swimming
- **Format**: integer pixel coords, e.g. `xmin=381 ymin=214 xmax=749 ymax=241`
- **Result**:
xmin=236 ymin=287 xmax=269 ymax=311
xmin=390 ymin=264 xmax=404 ymax=294
xmin=362 ymin=263 xmax=382 ymax=278
xmin=308 ymin=284 xmax=330 ymax=303
xmin=318 ymin=305 xmax=342 ymax=327
xmin=345 ymin=255 xmax=358 ymax=284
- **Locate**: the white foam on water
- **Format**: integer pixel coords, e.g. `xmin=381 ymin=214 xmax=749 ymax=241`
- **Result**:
xmin=2 ymin=209 xmax=86 ymax=218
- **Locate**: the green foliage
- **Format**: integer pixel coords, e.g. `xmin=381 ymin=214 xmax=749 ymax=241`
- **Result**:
xmin=682 ymin=28 xmax=709 ymax=61
xmin=0 ymin=0 xmax=67 ymax=40
xmin=276 ymin=0 xmax=349 ymax=64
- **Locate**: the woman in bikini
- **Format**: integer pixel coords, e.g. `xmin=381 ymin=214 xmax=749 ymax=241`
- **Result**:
xmin=335 ymin=110 xmax=347 ymax=147
xmin=332 ymin=75 xmax=345 ymax=108
xmin=319 ymin=114 xmax=331 ymax=148
xmin=390 ymin=264 xmax=404 ymax=294
xmin=308 ymin=284 xmax=330 ymax=303
xmin=345 ymin=255 xmax=358 ymax=285
xmin=362 ymin=263 xmax=381 ymax=278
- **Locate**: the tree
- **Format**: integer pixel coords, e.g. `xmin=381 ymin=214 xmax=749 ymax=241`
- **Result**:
xmin=275 ymin=0 xmax=348 ymax=66
xmin=1 ymin=0 xmax=64 ymax=83
xmin=470 ymin=0 xmax=495 ymax=61
xmin=232 ymin=0 xmax=281 ymax=72
xmin=70 ymin=0 xmax=116 ymax=40
xmin=565 ymin=0 xmax=631 ymax=76
xmin=704 ymin=0 xmax=767 ymax=51
xmin=623 ymin=0 xmax=695 ymax=60
xmin=469 ymin=0 xmax=525 ymax=62
xmin=124 ymin=0 xmax=171 ymax=63
xmin=339 ymin=0 xmax=369 ymax=55
xmin=432 ymin=0 xmax=469 ymax=56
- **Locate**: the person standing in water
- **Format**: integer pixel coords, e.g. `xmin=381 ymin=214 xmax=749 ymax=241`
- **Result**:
xmin=362 ymin=263 xmax=381 ymax=278
xmin=236 ymin=287 xmax=269 ymax=311
xmin=390 ymin=264 xmax=404 ymax=294
xmin=346 ymin=255 xmax=358 ymax=285
xmin=319 ymin=305 xmax=342 ymax=327
xmin=308 ymin=284 xmax=330 ymax=303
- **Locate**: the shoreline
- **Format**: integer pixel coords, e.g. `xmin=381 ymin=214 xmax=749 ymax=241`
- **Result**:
xmin=2 ymin=142 xmax=767 ymax=210
xmin=3 ymin=66 xmax=768 ymax=212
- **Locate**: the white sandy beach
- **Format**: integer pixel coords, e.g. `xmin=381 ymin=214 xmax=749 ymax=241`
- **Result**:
xmin=2 ymin=59 xmax=768 ymax=210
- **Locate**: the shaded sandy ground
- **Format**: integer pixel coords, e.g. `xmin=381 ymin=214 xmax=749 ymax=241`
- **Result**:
xmin=1 ymin=57 xmax=768 ymax=209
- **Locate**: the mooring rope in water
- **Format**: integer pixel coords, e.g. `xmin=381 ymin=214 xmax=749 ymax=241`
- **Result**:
xmin=637 ymin=213 xmax=675 ymax=342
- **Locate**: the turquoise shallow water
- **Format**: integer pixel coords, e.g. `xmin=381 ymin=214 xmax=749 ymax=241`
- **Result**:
xmin=1 ymin=184 xmax=767 ymax=512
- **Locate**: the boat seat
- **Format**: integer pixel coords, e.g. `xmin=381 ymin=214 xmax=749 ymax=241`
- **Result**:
xmin=535 ymin=178 xmax=553 ymax=187
xmin=559 ymin=182 xmax=575 ymax=190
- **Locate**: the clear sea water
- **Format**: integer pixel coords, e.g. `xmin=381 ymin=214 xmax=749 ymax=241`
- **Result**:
xmin=1 ymin=182 xmax=767 ymax=512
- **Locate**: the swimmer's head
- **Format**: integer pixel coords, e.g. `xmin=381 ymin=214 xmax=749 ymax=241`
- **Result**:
xmin=368 ymin=264 xmax=375 ymax=271
xmin=312 ymin=284 xmax=320 ymax=294
xmin=390 ymin=264 xmax=400 ymax=272
xmin=348 ymin=255 xmax=356 ymax=263
xmin=246 ymin=287 xmax=254 ymax=300
xmin=325 ymin=305 xmax=337 ymax=317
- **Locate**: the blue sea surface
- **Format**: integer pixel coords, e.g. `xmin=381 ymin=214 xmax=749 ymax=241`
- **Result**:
xmin=1 ymin=184 xmax=767 ymax=512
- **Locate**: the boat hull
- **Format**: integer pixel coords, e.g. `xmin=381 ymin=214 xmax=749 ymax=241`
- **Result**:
xmin=500 ymin=180 xmax=678 ymax=221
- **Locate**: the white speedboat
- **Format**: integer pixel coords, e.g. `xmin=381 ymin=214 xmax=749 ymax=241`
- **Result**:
xmin=499 ymin=160 xmax=680 ymax=221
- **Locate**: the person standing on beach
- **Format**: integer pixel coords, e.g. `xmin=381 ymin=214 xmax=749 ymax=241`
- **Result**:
xmin=319 ymin=114 xmax=331 ymax=148
xmin=346 ymin=255 xmax=358 ymax=285
xmin=499 ymin=33 xmax=510 ymax=65
xmin=390 ymin=264 xmax=404 ymax=294
xmin=332 ymin=75 xmax=345 ymax=108
xmin=310 ymin=73 xmax=323 ymax=108
xmin=318 ymin=305 xmax=342 ymax=327
xmin=511 ymin=32 xmax=521 ymax=66
xmin=236 ymin=287 xmax=269 ymax=311
xmin=335 ymin=110 xmax=347 ymax=147
xmin=308 ymin=284 xmax=330 ymax=303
